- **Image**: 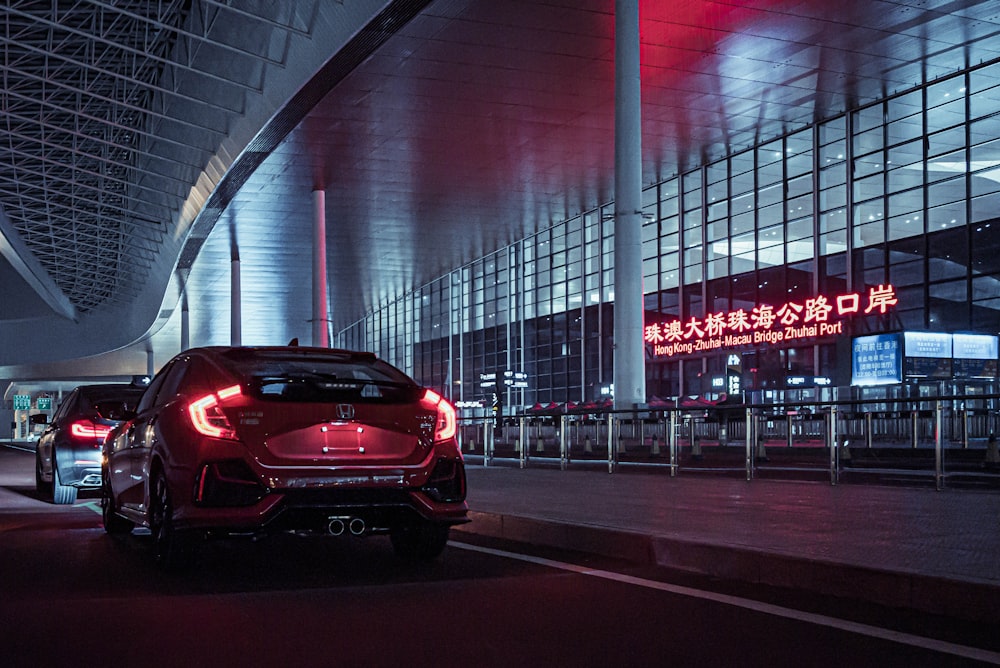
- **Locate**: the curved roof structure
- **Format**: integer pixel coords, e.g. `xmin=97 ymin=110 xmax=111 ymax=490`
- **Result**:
xmin=2 ymin=0 xmax=1000 ymax=383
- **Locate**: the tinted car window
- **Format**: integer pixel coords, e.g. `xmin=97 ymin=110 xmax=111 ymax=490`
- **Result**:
xmin=154 ymin=358 xmax=190 ymax=406
xmin=79 ymin=386 xmax=145 ymax=419
xmin=220 ymin=350 xmax=420 ymax=404
xmin=51 ymin=389 xmax=79 ymax=421
xmin=136 ymin=362 xmax=173 ymax=414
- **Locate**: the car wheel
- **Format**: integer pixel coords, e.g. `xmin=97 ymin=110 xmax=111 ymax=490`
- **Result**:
xmin=390 ymin=522 xmax=450 ymax=561
xmin=35 ymin=451 xmax=52 ymax=499
xmin=51 ymin=458 xmax=78 ymax=505
xmin=149 ymin=470 xmax=195 ymax=570
xmin=101 ymin=471 xmax=133 ymax=535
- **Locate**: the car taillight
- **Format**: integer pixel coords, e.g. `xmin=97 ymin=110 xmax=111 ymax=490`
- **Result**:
xmin=422 ymin=389 xmax=457 ymax=441
xmin=188 ymin=385 xmax=242 ymax=440
xmin=70 ymin=420 xmax=111 ymax=443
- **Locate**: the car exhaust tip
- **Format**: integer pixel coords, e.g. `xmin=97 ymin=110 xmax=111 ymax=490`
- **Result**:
xmin=327 ymin=518 xmax=346 ymax=536
xmin=348 ymin=518 xmax=366 ymax=536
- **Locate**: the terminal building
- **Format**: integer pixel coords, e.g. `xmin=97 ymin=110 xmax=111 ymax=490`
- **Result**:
xmin=339 ymin=57 xmax=1000 ymax=416
xmin=2 ymin=1 xmax=1000 ymax=446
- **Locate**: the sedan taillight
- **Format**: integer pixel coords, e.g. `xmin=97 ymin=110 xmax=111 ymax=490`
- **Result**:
xmin=69 ymin=420 xmax=111 ymax=444
xmin=422 ymin=389 xmax=456 ymax=441
xmin=188 ymin=385 xmax=241 ymax=440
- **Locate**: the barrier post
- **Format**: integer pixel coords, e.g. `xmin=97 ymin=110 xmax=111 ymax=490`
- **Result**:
xmin=519 ymin=417 xmax=528 ymax=469
xmin=484 ymin=416 xmax=492 ymax=467
xmin=829 ymin=406 xmax=839 ymax=486
xmin=608 ymin=413 xmax=617 ymax=474
xmin=911 ymin=410 xmax=919 ymax=449
xmin=560 ymin=414 xmax=570 ymax=470
xmin=865 ymin=412 xmax=873 ymax=449
xmin=962 ymin=405 xmax=968 ymax=450
xmin=745 ymin=408 xmax=753 ymax=481
xmin=935 ymin=401 xmax=943 ymax=491
xmin=669 ymin=410 xmax=678 ymax=477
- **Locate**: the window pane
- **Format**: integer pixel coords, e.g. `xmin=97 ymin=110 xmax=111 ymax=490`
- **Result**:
xmin=972 ymin=192 xmax=1000 ymax=224
xmin=820 ymin=185 xmax=847 ymax=210
xmin=854 ymin=220 xmax=885 ymax=248
xmin=927 ymin=148 xmax=966 ymax=184
xmin=786 ymin=193 xmax=812 ymax=220
xmin=888 ymin=189 xmax=923 ymax=217
xmin=887 ymin=211 xmax=924 ymax=241
xmin=820 ymin=207 xmax=847 ymax=232
xmin=853 ymin=172 xmax=884 ymax=202
xmin=820 ymin=229 xmax=847 ymax=255
xmin=928 ymin=175 xmax=966 ymax=207
xmin=786 ymin=216 xmax=813 ymax=242
xmin=854 ymin=105 xmax=883 ymax=133
xmin=887 ymin=114 xmax=923 ymax=144
xmin=928 ymin=126 xmax=966 ymax=157
xmin=927 ymin=201 xmax=966 ymax=230
xmin=819 ymin=116 xmax=846 ymax=144
xmin=787 ymin=173 xmax=812 ymax=199
xmin=731 ymin=210 xmax=754 ymax=236
xmin=888 ymin=90 xmax=922 ymax=122
xmin=854 ymin=127 xmax=884 ymax=155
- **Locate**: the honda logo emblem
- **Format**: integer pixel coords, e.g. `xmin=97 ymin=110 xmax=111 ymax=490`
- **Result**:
xmin=336 ymin=404 xmax=355 ymax=420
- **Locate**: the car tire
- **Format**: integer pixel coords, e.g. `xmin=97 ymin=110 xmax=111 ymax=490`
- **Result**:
xmin=35 ymin=451 xmax=52 ymax=500
xmin=102 ymin=471 xmax=134 ymax=535
xmin=390 ymin=522 xmax=450 ymax=561
xmin=51 ymin=457 xmax=78 ymax=505
xmin=149 ymin=470 xmax=195 ymax=570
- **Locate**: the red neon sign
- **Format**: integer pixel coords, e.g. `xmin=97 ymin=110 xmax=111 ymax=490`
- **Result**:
xmin=645 ymin=285 xmax=898 ymax=357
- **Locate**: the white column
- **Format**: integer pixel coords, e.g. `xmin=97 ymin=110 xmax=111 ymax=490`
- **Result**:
xmin=613 ymin=0 xmax=646 ymax=409
xmin=231 ymin=255 xmax=241 ymax=346
xmin=181 ymin=290 xmax=190 ymax=352
xmin=313 ymin=188 xmax=329 ymax=347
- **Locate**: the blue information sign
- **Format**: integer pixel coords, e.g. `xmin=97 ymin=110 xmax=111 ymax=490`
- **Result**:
xmin=904 ymin=331 xmax=952 ymax=358
xmin=852 ymin=334 xmax=902 ymax=386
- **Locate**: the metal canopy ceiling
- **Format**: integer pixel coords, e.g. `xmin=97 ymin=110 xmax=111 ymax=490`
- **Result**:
xmin=2 ymin=0 xmax=1000 ymax=380
xmin=0 ymin=0 xmax=305 ymax=314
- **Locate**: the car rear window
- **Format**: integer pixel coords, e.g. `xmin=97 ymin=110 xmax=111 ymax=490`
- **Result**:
xmin=221 ymin=350 xmax=422 ymax=404
xmin=79 ymin=386 xmax=146 ymax=419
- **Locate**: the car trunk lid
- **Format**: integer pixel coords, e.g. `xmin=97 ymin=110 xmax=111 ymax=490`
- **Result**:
xmin=232 ymin=402 xmax=434 ymax=465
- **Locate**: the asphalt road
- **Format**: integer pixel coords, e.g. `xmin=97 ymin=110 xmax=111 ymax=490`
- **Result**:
xmin=1 ymin=446 xmax=997 ymax=667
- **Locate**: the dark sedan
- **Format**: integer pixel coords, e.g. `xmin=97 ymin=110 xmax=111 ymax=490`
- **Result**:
xmin=35 ymin=383 xmax=146 ymax=504
xmin=102 ymin=346 xmax=468 ymax=568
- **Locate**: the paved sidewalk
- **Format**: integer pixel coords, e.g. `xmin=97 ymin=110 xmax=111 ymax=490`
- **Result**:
xmin=455 ymin=465 xmax=1000 ymax=623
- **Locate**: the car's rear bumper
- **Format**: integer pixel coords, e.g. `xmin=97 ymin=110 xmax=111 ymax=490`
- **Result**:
xmin=171 ymin=450 xmax=468 ymax=535
xmin=55 ymin=448 xmax=102 ymax=488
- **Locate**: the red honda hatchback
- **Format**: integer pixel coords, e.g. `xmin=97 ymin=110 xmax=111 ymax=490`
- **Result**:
xmin=102 ymin=346 xmax=467 ymax=567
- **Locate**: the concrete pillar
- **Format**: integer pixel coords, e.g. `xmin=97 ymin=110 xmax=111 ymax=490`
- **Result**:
xmin=146 ymin=349 xmax=155 ymax=377
xmin=313 ymin=188 xmax=329 ymax=347
xmin=231 ymin=256 xmax=241 ymax=346
xmin=180 ymin=291 xmax=190 ymax=352
xmin=613 ymin=0 xmax=646 ymax=409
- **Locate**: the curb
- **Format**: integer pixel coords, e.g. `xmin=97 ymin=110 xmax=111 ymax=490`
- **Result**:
xmin=454 ymin=510 xmax=1000 ymax=624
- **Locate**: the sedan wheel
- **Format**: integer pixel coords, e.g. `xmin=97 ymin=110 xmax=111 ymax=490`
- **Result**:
xmin=390 ymin=522 xmax=450 ymax=561
xmin=101 ymin=472 xmax=134 ymax=535
xmin=51 ymin=458 xmax=78 ymax=505
xmin=149 ymin=470 xmax=195 ymax=569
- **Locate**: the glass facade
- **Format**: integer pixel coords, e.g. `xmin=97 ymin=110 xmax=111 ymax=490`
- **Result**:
xmin=337 ymin=58 xmax=1000 ymax=408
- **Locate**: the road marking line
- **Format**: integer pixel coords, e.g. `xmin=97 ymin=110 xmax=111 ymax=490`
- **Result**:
xmin=80 ymin=501 xmax=102 ymax=516
xmin=451 ymin=540 xmax=1000 ymax=665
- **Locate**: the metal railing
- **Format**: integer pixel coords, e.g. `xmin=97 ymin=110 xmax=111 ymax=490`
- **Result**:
xmin=457 ymin=394 xmax=1000 ymax=490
